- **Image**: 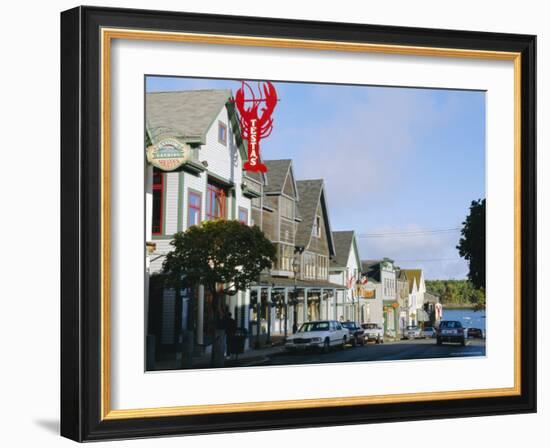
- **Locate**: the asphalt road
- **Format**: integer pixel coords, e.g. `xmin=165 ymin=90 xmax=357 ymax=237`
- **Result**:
xmin=264 ymin=338 xmax=486 ymax=366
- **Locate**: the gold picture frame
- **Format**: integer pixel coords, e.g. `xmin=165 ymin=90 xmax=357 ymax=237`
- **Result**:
xmin=61 ymin=6 xmax=536 ymax=441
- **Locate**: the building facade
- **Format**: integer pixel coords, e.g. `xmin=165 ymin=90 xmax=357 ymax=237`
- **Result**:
xmin=329 ymin=231 xmax=363 ymax=322
xmin=361 ymin=259 xmax=400 ymax=339
xmin=251 ymin=165 xmax=347 ymax=344
xmin=145 ymin=89 xmax=258 ymax=358
xmin=401 ymin=269 xmax=427 ymax=327
xmin=356 ymin=277 xmax=384 ymax=328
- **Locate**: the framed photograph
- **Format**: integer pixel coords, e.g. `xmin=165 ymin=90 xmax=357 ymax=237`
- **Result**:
xmin=60 ymin=6 xmax=536 ymax=441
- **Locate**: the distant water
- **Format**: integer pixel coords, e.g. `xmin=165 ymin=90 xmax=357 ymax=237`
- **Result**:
xmin=443 ymin=308 xmax=486 ymax=332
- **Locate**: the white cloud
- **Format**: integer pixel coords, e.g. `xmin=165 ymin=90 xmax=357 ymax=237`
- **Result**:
xmin=356 ymin=224 xmax=467 ymax=279
xmin=288 ymin=87 xmax=445 ymax=211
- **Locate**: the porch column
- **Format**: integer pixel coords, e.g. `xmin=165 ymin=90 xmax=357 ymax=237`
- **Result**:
xmin=284 ymin=288 xmax=289 ymax=337
xmin=319 ymin=288 xmax=328 ymax=319
xmin=196 ymin=285 xmax=204 ymax=346
xmin=267 ymin=286 xmax=272 ymax=342
xmin=303 ymin=288 xmax=309 ymax=323
xmin=333 ymin=288 xmax=337 ymax=320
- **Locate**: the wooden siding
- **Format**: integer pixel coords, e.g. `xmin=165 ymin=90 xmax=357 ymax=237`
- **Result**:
xmin=200 ymin=106 xmax=243 ymax=186
xmin=251 ymin=207 xmax=262 ymax=228
xmin=262 ymin=209 xmax=276 ymax=240
xmin=306 ymin=202 xmax=329 ymax=256
xmin=283 ymin=172 xmax=295 ymax=197
xmin=164 ymin=172 xmax=179 ymax=235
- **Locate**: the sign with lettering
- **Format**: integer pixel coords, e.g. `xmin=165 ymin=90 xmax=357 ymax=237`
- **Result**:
xmin=233 ymin=81 xmax=278 ymax=173
xmin=147 ymin=138 xmax=190 ymax=171
xmin=357 ymin=285 xmax=376 ymax=299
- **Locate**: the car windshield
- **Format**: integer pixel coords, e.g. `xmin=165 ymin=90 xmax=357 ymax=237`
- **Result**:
xmin=341 ymin=322 xmax=355 ymax=329
xmin=440 ymin=321 xmax=462 ymax=328
xmin=299 ymin=322 xmax=330 ymax=332
xmin=424 ymin=327 xmax=434 ymax=331
xmin=363 ymin=323 xmax=377 ymax=329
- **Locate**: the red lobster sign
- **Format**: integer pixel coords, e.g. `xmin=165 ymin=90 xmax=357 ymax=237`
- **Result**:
xmin=233 ymin=81 xmax=278 ymax=173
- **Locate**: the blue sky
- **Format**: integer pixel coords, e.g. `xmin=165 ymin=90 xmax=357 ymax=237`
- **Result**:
xmin=146 ymin=76 xmax=486 ymax=280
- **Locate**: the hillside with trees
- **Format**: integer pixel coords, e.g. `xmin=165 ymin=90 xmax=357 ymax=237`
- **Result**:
xmin=425 ymin=279 xmax=485 ymax=310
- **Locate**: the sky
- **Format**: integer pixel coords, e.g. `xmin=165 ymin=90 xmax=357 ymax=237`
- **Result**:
xmin=146 ymin=76 xmax=486 ymax=280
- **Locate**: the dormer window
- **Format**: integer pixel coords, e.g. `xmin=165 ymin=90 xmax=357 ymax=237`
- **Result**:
xmin=218 ymin=121 xmax=227 ymax=145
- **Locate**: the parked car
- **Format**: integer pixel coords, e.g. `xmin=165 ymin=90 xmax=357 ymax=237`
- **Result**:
xmin=437 ymin=320 xmax=466 ymax=346
xmin=285 ymin=320 xmax=348 ymax=352
xmin=467 ymin=327 xmax=484 ymax=339
xmin=361 ymin=323 xmax=384 ymax=344
xmin=341 ymin=321 xmax=366 ymax=346
xmin=421 ymin=326 xmax=437 ymax=338
xmin=405 ymin=325 xmax=422 ymax=339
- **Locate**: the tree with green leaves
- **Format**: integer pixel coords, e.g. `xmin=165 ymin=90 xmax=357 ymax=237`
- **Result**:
xmin=457 ymin=198 xmax=486 ymax=290
xmin=426 ymin=279 xmax=485 ymax=310
xmin=162 ymin=219 xmax=276 ymax=366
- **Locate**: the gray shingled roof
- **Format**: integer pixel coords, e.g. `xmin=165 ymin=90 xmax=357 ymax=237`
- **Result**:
xmin=263 ymin=159 xmax=292 ymax=194
xmin=330 ymin=231 xmax=354 ymax=268
xmin=295 ymin=180 xmax=334 ymax=255
xmin=146 ymin=89 xmax=231 ymax=144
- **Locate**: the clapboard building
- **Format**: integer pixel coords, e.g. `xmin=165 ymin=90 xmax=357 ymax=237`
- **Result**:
xmin=145 ymin=89 xmax=261 ymax=359
xmin=250 ymin=161 xmax=346 ymax=343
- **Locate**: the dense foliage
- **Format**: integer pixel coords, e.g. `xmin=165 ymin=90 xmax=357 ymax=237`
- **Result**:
xmin=162 ymin=219 xmax=277 ymax=323
xmin=457 ymin=198 xmax=486 ymax=290
xmin=426 ymin=279 xmax=485 ymax=310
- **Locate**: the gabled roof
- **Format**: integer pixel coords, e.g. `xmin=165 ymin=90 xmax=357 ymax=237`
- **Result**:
xmin=396 ymin=269 xmax=408 ymax=281
xmin=295 ymin=179 xmax=335 ymax=256
xmin=331 ymin=231 xmax=354 ymax=268
xmin=263 ymin=159 xmax=298 ymax=197
xmin=401 ymin=269 xmax=423 ymax=293
xmin=424 ymin=291 xmax=440 ymax=303
xmin=146 ymin=89 xmax=232 ymax=144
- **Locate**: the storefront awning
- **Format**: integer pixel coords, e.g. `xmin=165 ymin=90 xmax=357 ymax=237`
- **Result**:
xmin=254 ymin=274 xmax=346 ymax=290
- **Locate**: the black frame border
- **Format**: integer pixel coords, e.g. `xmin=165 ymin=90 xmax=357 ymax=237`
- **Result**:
xmin=61 ymin=6 xmax=536 ymax=442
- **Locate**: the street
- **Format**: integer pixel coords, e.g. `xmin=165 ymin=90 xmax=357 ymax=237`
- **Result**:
xmin=262 ymin=338 xmax=486 ymax=366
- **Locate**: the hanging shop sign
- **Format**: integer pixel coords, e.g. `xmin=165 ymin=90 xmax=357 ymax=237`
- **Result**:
xmin=357 ymin=285 xmax=376 ymax=299
xmin=147 ymin=138 xmax=190 ymax=171
xmin=361 ymin=289 xmax=376 ymax=299
xmin=233 ymin=80 xmax=278 ymax=173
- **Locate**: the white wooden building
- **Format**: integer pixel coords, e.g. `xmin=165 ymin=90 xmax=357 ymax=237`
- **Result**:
xmin=401 ymin=269 xmax=427 ymax=326
xmin=145 ymin=89 xmax=260 ymax=356
xmin=329 ymin=231 xmax=363 ymax=322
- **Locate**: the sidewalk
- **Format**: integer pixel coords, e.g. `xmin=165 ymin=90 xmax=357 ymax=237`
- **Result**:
xmin=154 ymin=341 xmax=286 ymax=371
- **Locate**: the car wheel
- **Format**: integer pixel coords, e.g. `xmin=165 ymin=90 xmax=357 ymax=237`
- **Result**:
xmin=351 ymin=337 xmax=357 ymax=347
xmin=341 ymin=336 xmax=346 ymax=349
xmin=437 ymin=337 xmax=442 ymax=345
xmin=460 ymin=337 xmax=466 ymax=346
xmin=322 ymin=338 xmax=330 ymax=353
